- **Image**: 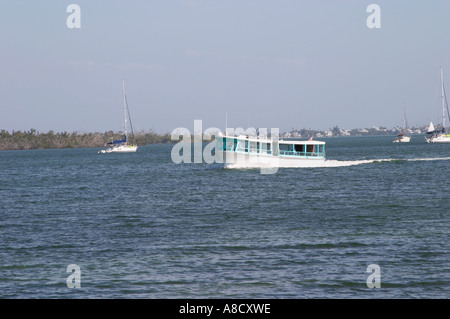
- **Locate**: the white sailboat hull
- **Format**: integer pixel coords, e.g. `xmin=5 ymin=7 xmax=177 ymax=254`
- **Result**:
xmin=426 ymin=135 xmax=450 ymax=143
xmin=99 ymin=145 xmax=138 ymax=153
xmin=393 ymin=136 xmax=411 ymax=143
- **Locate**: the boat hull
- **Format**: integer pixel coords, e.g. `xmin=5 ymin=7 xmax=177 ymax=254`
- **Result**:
xmin=223 ymin=151 xmax=326 ymax=169
xmin=426 ymin=135 xmax=450 ymax=143
xmin=99 ymin=145 xmax=138 ymax=153
xmin=393 ymin=136 xmax=411 ymax=143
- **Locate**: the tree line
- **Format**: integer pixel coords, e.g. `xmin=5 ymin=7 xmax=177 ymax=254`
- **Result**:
xmin=0 ymin=129 xmax=173 ymax=151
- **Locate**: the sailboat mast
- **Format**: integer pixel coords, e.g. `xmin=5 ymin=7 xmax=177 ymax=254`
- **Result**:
xmin=441 ymin=67 xmax=446 ymax=131
xmin=122 ymin=80 xmax=128 ymax=141
xmin=402 ymin=104 xmax=409 ymax=131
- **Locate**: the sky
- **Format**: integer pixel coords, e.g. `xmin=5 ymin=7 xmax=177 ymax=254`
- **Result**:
xmin=1 ymin=0 xmax=450 ymax=134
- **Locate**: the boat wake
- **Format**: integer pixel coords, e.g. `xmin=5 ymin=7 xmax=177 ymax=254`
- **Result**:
xmin=319 ymin=156 xmax=450 ymax=168
xmin=317 ymin=159 xmax=381 ymax=167
xmin=223 ymin=157 xmax=450 ymax=169
xmin=405 ymin=156 xmax=450 ymax=162
xmin=224 ymin=159 xmax=374 ymax=169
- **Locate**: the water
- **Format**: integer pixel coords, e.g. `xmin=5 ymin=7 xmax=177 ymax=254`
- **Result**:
xmin=0 ymin=135 xmax=449 ymax=298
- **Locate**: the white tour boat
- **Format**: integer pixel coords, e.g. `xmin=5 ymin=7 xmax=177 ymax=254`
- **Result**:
xmin=99 ymin=80 xmax=138 ymax=153
xmin=425 ymin=67 xmax=450 ymax=143
xmin=218 ymin=133 xmax=326 ymax=169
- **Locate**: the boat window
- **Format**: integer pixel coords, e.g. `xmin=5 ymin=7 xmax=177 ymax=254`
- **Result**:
xmin=236 ymin=139 xmax=249 ymax=152
xmin=317 ymin=144 xmax=324 ymax=154
xmin=306 ymin=144 xmax=314 ymax=153
xmin=225 ymin=138 xmax=236 ymax=151
xmin=249 ymin=141 xmax=258 ymax=153
xmin=260 ymin=142 xmax=271 ymax=154
xmin=236 ymin=140 xmax=243 ymax=152
xmin=294 ymin=144 xmax=305 ymax=153
xmin=279 ymin=144 xmax=292 ymax=151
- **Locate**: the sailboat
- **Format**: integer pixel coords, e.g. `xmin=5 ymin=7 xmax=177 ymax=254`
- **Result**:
xmin=99 ymin=80 xmax=138 ymax=153
xmin=393 ymin=104 xmax=411 ymax=143
xmin=425 ymin=67 xmax=450 ymax=143
xmin=426 ymin=121 xmax=435 ymax=134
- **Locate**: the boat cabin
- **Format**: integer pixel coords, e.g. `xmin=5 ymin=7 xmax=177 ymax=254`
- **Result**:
xmin=221 ymin=135 xmax=325 ymax=159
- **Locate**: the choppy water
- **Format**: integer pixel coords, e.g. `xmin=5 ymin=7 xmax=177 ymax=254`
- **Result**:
xmin=0 ymin=135 xmax=449 ymax=298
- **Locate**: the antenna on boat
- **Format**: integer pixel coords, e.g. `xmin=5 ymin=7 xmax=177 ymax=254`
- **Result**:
xmin=247 ymin=109 xmax=249 ymax=129
xmin=225 ymin=112 xmax=228 ymax=135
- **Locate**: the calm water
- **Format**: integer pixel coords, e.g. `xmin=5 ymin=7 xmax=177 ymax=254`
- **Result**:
xmin=0 ymin=135 xmax=449 ymax=298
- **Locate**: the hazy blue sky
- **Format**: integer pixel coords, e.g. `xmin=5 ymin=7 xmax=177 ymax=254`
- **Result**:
xmin=1 ymin=0 xmax=450 ymax=134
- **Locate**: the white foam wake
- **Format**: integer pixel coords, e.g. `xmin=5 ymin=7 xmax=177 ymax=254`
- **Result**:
xmin=406 ymin=157 xmax=450 ymax=162
xmin=318 ymin=159 xmax=379 ymax=167
xmin=320 ymin=156 xmax=450 ymax=168
xmin=224 ymin=157 xmax=450 ymax=169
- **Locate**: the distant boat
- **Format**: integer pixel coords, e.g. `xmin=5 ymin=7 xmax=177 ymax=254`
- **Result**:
xmin=425 ymin=67 xmax=450 ymax=143
xmin=393 ymin=104 xmax=411 ymax=143
xmin=99 ymin=80 xmax=138 ymax=153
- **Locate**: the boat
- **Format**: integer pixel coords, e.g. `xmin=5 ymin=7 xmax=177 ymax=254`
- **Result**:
xmin=99 ymin=80 xmax=138 ymax=153
xmin=393 ymin=104 xmax=411 ymax=143
xmin=217 ymin=132 xmax=326 ymax=169
xmin=425 ymin=67 xmax=450 ymax=143
xmin=425 ymin=121 xmax=435 ymax=136
xmin=393 ymin=132 xmax=410 ymax=143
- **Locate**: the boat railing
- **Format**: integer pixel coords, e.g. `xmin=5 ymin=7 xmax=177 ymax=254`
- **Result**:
xmin=236 ymin=146 xmax=273 ymax=155
xmin=224 ymin=145 xmax=272 ymax=155
xmin=259 ymin=149 xmax=272 ymax=155
xmin=279 ymin=150 xmax=324 ymax=158
xmin=223 ymin=145 xmax=235 ymax=152
xmin=236 ymin=145 xmax=248 ymax=153
xmin=224 ymin=145 xmax=324 ymax=157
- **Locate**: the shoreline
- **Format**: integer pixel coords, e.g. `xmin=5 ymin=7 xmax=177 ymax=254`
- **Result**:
xmin=0 ymin=131 xmax=428 ymax=152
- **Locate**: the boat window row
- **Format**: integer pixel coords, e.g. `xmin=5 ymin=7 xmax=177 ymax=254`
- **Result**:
xmin=278 ymin=143 xmax=324 ymax=158
xmin=223 ymin=138 xmax=272 ymax=155
xmin=222 ymin=138 xmax=325 ymax=158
